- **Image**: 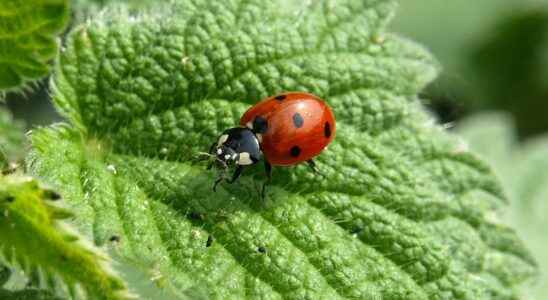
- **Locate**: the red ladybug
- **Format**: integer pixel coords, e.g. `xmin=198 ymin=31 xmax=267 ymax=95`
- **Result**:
xmin=207 ymin=92 xmax=336 ymax=197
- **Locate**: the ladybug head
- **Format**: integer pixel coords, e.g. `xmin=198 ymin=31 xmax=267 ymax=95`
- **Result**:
xmin=214 ymin=144 xmax=238 ymax=166
xmin=209 ymin=127 xmax=262 ymax=169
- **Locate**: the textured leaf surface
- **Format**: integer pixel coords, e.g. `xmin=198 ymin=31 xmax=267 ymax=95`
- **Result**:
xmin=1 ymin=262 xmax=65 ymax=299
xmin=71 ymin=0 xmax=161 ymax=25
xmin=29 ymin=1 xmax=535 ymax=299
xmin=0 ymin=288 xmax=62 ymax=300
xmin=0 ymin=0 xmax=69 ymax=91
xmin=0 ymin=173 xmax=131 ymax=299
xmin=457 ymin=113 xmax=548 ymax=299
xmin=0 ymin=108 xmax=25 ymax=166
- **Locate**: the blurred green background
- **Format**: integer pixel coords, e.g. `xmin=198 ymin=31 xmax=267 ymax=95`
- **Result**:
xmin=2 ymin=0 xmax=548 ymax=297
xmin=393 ymin=0 xmax=548 ymax=138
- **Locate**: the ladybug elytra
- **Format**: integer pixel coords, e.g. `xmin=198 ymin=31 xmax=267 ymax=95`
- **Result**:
xmin=207 ymin=92 xmax=336 ymax=197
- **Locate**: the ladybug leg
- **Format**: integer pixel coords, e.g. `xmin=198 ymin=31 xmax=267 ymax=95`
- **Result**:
xmin=306 ymin=159 xmax=325 ymax=178
xmin=213 ymin=165 xmax=242 ymax=191
xmin=261 ymin=160 xmax=272 ymax=200
xmin=212 ymin=165 xmax=228 ymax=192
xmin=212 ymin=176 xmax=224 ymax=192
xmin=208 ymin=141 xmax=217 ymax=154
xmin=227 ymin=165 xmax=244 ymax=184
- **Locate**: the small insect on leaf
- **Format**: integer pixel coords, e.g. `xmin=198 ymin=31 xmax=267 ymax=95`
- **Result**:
xmin=206 ymin=235 xmax=214 ymax=247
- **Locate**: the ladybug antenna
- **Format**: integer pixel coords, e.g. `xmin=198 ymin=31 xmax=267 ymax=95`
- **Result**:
xmin=197 ymin=151 xmax=230 ymax=170
xmin=196 ymin=151 xmax=215 ymax=160
xmin=196 ymin=151 xmax=222 ymax=163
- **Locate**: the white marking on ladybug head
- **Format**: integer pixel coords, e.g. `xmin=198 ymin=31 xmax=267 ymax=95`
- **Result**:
xmin=217 ymin=148 xmax=223 ymax=155
xmin=237 ymin=152 xmax=253 ymax=165
xmin=246 ymin=121 xmax=253 ymax=129
xmin=232 ymin=153 xmax=237 ymax=160
xmin=224 ymin=154 xmax=231 ymax=160
xmin=217 ymin=134 xmax=229 ymax=146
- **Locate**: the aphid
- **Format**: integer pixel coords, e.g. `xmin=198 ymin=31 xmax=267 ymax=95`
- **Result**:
xmin=189 ymin=211 xmax=204 ymax=221
xmin=207 ymin=92 xmax=336 ymax=198
xmin=44 ymin=190 xmax=62 ymax=201
xmin=206 ymin=235 xmax=214 ymax=247
xmin=109 ymin=235 xmax=121 ymax=242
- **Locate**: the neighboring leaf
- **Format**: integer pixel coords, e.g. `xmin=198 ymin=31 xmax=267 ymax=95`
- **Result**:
xmin=0 ymin=0 xmax=70 ymax=91
xmin=392 ymin=0 xmax=545 ymax=81
xmin=29 ymin=0 xmax=535 ymax=298
xmin=0 ymin=173 xmax=131 ymax=299
xmin=393 ymin=2 xmax=548 ymax=136
xmin=468 ymin=10 xmax=548 ymax=137
xmin=457 ymin=113 xmax=548 ymax=299
xmin=0 ymin=108 xmax=25 ymax=166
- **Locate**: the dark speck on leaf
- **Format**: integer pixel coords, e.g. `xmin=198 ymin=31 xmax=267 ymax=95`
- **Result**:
xmin=109 ymin=235 xmax=121 ymax=242
xmin=45 ymin=190 xmax=62 ymax=200
xmin=5 ymin=195 xmax=15 ymax=203
xmin=257 ymin=246 xmax=266 ymax=253
xmin=351 ymin=227 xmax=362 ymax=234
xmin=189 ymin=211 xmax=204 ymax=221
xmin=206 ymin=235 xmax=214 ymax=247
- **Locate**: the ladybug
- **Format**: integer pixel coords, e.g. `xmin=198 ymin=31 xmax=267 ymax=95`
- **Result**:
xmin=206 ymin=92 xmax=336 ymax=197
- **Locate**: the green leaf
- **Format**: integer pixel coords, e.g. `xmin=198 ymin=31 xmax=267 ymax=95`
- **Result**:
xmin=0 ymin=0 xmax=70 ymax=91
xmin=112 ymin=254 xmax=208 ymax=300
xmin=0 ymin=108 xmax=25 ymax=167
xmin=392 ymin=0 xmax=544 ymax=80
xmin=0 ymin=173 xmax=131 ymax=299
xmin=457 ymin=113 xmax=548 ymax=299
xmin=29 ymin=1 xmax=536 ymax=298
xmin=0 ymin=288 xmax=63 ymax=300
xmin=70 ymin=0 xmax=161 ymax=26
xmin=73 ymin=0 xmax=159 ymax=12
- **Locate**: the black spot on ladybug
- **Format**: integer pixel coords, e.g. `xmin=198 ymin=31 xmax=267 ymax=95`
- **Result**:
xmin=253 ymin=116 xmax=268 ymax=134
xmin=292 ymin=113 xmax=304 ymax=128
xmin=274 ymin=94 xmax=286 ymax=101
xmin=257 ymin=246 xmax=266 ymax=253
xmin=109 ymin=235 xmax=121 ymax=242
xmin=206 ymin=235 xmax=214 ymax=247
xmin=324 ymin=122 xmax=331 ymax=138
xmin=290 ymin=146 xmax=301 ymax=157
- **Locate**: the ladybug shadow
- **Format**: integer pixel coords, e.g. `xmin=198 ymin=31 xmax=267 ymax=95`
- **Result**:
xmin=148 ymin=151 xmax=324 ymax=229
xmin=157 ymin=164 xmax=295 ymax=224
